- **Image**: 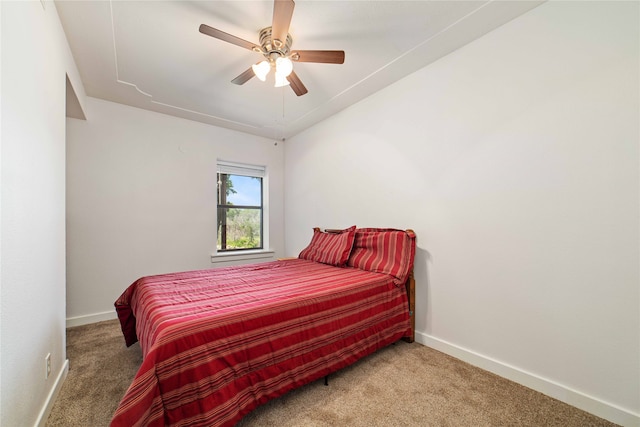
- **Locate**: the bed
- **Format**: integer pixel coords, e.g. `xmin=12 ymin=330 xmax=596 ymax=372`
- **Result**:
xmin=112 ymin=227 xmax=416 ymax=426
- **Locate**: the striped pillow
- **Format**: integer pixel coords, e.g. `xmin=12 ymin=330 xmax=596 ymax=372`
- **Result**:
xmin=298 ymin=226 xmax=357 ymax=267
xmin=347 ymin=228 xmax=416 ymax=285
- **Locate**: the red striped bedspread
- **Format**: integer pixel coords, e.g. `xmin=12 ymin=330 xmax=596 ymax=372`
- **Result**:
xmin=112 ymin=258 xmax=411 ymax=427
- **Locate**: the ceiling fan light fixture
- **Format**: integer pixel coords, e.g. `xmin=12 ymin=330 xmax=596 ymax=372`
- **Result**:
xmin=274 ymin=71 xmax=291 ymax=88
xmin=252 ymin=60 xmax=270 ymax=81
xmin=275 ymin=56 xmax=293 ymax=77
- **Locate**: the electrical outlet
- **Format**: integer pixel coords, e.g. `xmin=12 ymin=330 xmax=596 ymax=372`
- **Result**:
xmin=45 ymin=353 xmax=51 ymax=379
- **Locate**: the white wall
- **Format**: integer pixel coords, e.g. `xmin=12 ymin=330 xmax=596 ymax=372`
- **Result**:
xmin=66 ymin=97 xmax=285 ymax=323
xmin=284 ymin=2 xmax=639 ymax=425
xmin=0 ymin=1 xmax=84 ymax=425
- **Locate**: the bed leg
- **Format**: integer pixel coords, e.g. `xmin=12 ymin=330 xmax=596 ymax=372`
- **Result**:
xmin=324 ymin=375 xmax=329 ymax=386
xmin=402 ymin=269 xmax=416 ymax=343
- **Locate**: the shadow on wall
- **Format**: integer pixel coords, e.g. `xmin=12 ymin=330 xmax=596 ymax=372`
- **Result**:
xmin=414 ymin=246 xmax=431 ymax=337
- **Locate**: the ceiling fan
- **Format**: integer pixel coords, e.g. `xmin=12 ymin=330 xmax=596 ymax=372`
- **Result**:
xmin=199 ymin=0 xmax=345 ymax=96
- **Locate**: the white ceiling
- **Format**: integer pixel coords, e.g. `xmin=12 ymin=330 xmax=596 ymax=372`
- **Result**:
xmin=55 ymin=1 xmax=542 ymax=140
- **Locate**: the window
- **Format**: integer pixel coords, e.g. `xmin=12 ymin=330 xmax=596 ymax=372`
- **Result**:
xmin=216 ymin=161 xmax=265 ymax=252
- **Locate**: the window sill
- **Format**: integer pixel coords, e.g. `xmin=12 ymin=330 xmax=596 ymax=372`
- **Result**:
xmin=211 ymin=249 xmax=275 ymax=264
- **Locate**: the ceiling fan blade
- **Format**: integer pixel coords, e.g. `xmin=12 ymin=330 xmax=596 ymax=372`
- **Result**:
xmin=287 ymin=71 xmax=308 ymax=96
xmin=272 ymin=0 xmax=295 ymax=46
xmin=291 ymin=50 xmax=345 ymax=64
xmin=199 ymin=24 xmax=259 ymax=51
xmin=231 ymin=67 xmax=256 ymax=85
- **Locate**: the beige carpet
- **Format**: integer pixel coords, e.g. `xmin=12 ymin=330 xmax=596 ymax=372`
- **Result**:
xmin=47 ymin=320 xmax=617 ymax=427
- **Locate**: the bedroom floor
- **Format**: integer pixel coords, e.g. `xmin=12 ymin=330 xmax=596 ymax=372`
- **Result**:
xmin=47 ymin=320 xmax=618 ymax=426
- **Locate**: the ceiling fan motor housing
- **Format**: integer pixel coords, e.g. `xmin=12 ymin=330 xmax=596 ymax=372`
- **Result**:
xmin=257 ymin=26 xmax=293 ymax=62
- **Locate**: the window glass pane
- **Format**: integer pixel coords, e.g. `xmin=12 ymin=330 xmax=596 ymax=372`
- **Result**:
xmin=217 ymin=207 xmax=262 ymax=250
xmin=225 ymin=175 xmax=261 ymax=206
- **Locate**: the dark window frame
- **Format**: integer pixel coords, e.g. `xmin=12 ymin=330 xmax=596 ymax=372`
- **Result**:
xmin=217 ymin=172 xmax=264 ymax=252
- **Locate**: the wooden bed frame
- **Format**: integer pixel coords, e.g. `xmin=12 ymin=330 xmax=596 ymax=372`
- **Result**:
xmin=403 ymin=266 xmax=416 ymax=343
xmin=323 ymin=227 xmax=415 ymax=344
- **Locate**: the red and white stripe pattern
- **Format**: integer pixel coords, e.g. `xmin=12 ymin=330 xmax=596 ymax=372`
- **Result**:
xmin=347 ymin=228 xmax=417 ymax=286
xmin=113 ymin=259 xmax=411 ymax=427
xmin=298 ymin=226 xmax=356 ymax=266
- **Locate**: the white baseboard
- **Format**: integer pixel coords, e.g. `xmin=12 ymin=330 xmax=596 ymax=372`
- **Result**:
xmin=66 ymin=310 xmax=117 ymax=328
xmin=415 ymin=331 xmax=639 ymax=427
xmin=35 ymin=359 xmax=69 ymax=427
